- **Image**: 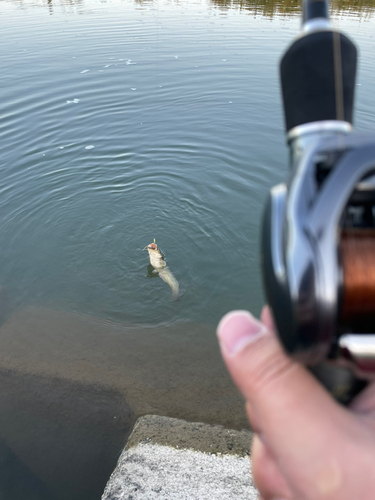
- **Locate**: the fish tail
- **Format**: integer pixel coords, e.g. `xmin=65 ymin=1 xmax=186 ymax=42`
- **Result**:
xmin=159 ymin=267 xmax=179 ymax=299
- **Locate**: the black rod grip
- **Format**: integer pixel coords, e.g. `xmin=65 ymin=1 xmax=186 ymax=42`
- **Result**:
xmin=280 ymin=30 xmax=357 ymax=133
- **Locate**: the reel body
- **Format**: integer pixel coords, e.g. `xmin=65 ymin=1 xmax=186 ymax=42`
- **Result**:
xmin=261 ymin=0 xmax=375 ymax=402
xmin=262 ymin=134 xmax=375 ymax=383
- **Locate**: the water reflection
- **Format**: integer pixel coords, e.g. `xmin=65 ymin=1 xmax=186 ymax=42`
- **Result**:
xmin=210 ymin=0 xmax=300 ymax=17
xmin=331 ymin=0 xmax=375 ymax=18
xmin=5 ymin=0 xmax=375 ymax=17
xmin=209 ymin=0 xmax=375 ymax=18
xmin=5 ymin=0 xmax=85 ymax=15
xmin=45 ymin=0 xmax=84 ymax=15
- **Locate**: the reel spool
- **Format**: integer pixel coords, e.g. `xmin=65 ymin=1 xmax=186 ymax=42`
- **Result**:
xmin=340 ymin=229 xmax=375 ymax=325
xmin=324 ymin=155 xmax=375 ymax=331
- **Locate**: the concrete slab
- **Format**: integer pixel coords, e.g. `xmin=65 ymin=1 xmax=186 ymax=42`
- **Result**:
xmin=102 ymin=415 xmax=258 ymax=500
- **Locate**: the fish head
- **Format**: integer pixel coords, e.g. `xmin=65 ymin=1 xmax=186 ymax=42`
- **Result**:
xmin=147 ymin=242 xmax=159 ymax=256
xmin=146 ymin=242 xmax=164 ymax=268
xmin=146 ymin=242 xmax=162 ymax=259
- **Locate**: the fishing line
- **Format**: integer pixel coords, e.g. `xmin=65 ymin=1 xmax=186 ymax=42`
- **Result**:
xmin=333 ymin=30 xmax=344 ymax=121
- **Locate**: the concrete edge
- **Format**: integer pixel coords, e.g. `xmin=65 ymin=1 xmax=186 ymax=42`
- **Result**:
xmin=124 ymin=414 xmax=253 ymax=457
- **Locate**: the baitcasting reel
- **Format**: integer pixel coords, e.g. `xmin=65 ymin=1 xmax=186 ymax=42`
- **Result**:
xmin=262 ymin=0 xmax=375 ymax=403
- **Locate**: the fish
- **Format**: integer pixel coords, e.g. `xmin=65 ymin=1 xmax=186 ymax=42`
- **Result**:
xmin=145 ymin=241 xmax=179 ymax=299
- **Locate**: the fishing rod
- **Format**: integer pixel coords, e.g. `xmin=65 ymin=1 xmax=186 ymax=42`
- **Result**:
xmin=262 ymin=0 xmax=375 ymax=404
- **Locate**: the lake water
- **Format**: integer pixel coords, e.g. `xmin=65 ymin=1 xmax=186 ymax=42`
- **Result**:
xmin=0 ymin=0 xmax=375 ymax=498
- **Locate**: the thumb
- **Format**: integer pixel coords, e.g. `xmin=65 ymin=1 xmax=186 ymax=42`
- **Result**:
xmin=216 ymin=309 xmax=335 ymax=419
xmin=216 ymin=309 xmax=355 ymax=496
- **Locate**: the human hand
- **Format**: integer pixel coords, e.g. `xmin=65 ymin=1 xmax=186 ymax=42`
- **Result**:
xmin=216 ymin=306 xmax=375 ymax=500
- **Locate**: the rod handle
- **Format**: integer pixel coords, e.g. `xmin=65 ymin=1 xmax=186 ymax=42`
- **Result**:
xmin=280 ymin=31 xmax=357 ymax=133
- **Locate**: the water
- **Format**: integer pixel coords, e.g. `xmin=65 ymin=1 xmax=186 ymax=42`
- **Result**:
xmin=1 ymin=0 xmax=295 ymax=326
xmin=0 ymin=0 xmax=375 ymax=498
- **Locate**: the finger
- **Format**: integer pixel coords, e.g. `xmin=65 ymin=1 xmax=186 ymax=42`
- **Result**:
xmin=260 ymin=305 xmax=274 ymax=331
xmin=251 ymin=434 xmax=291 ymax=500
xmin=216 ymin=310 xmax=340 ymax=423
xmin=261 ymin=306 xmax=375 ymax=424
xmin=216 ymin=310 xmax=358 ymax=497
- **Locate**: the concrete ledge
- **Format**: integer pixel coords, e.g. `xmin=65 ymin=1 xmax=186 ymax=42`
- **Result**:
xmin=102 ymin=415 xmax=258 ymax=500
xmin=126 ymin=415 xmax=253 ymax=456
